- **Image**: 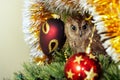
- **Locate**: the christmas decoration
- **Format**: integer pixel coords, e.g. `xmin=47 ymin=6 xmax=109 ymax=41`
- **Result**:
xmin=23 ymin=0 xmax=61 ymax=62
xmin=23 ymin=0 xmax=120 ymax=63
xmin=78 ymin=0 xmax=120 ymax=62
xmin=16 ymin=0 xmax=120 ymax=80
xmin=40 ymin=18 xmax=66 ymax=55
xmin=14 ymin=47 xmax=120 ymax=80
xmin=64 ymin=53 xmax=101 ymax=80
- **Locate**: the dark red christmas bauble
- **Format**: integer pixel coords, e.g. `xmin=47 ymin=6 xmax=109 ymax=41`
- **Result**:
xmin=40 ymin=18 xmax=66 ymax=55
xmin=64 ymin=52 xmax=101 ymax=80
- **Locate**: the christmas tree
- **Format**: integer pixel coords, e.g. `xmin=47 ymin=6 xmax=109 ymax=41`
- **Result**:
xmin=14 ymin=0 xmax=120 ymax=80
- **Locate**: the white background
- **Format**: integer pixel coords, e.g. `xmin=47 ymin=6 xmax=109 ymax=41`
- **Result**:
xmin=0 ymin=0 xmax=29 ymax=79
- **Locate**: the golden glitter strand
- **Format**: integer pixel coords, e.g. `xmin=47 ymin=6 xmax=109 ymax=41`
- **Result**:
xmin=86 ymin=25 xmax=96 ymax=54
xmin=85 ymin=16 xmax=92 ymax=21
xmin=64 ymin=53 xmax=68 ymax=61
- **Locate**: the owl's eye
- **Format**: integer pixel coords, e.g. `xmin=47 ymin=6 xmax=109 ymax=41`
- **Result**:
xmin=82 ymin=23 xmax=87 ymax=30
xmin=71 ymin=25 xmax=76 ymax=31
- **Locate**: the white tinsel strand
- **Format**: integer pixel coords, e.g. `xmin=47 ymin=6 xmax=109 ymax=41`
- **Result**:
xmin=23 ymin=0 xmax=45 ymax=61
xmin=44 ymin=0 xmax=81 ymax=15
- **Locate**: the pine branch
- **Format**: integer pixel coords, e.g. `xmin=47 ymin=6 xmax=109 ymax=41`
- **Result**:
xmin=14 ymin=62 xmax=66 ymax=80
xmin=97 ymin=54 xmax=120 ymax=80
xmin=53 ymin=44 xmax=73 ymax=62
xmin=14 ymin=45 xmax=120 ymax=80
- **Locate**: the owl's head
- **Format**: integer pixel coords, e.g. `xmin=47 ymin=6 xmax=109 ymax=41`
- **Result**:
xmin=65 ymin=15 xmax=94 ymax=42
xmin=64 ymin=14 xmax=94 ymax=53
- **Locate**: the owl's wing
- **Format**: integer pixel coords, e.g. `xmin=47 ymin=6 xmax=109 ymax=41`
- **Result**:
xmin=23 ymin=0 xmax=120 ymax=62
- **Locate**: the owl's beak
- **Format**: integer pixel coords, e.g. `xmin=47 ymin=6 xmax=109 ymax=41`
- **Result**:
xmin=80 ymin=31 xmax=82 ymax=37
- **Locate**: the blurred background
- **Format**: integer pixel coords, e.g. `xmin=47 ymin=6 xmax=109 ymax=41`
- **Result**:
xmin=0 ymin=0 xmax=29 ymax=79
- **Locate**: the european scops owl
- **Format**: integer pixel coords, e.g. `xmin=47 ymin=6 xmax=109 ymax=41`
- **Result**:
xmin=65 ymin=15 xmax=106 ymax=54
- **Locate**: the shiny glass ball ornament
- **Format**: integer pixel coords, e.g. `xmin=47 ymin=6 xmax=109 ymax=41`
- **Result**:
xmin=40 ymin=18 xmax=66 ymax=55
xmin=64 ymin=52 xmax=101 ymax=80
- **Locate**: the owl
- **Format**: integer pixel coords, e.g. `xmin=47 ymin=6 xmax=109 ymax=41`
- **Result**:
xmin=65 ymin=15 xmax=106 ymax=54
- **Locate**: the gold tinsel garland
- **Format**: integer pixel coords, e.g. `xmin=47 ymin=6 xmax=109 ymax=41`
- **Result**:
xmin=23 ymin=0 xmax=120 ymax=63
xmin=83 ymin=0 xmax=120 ymax=62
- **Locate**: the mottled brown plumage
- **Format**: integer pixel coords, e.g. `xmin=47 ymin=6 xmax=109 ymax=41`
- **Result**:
xmin=65 ymin=15 xmax=106 ymax=54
